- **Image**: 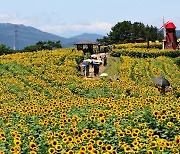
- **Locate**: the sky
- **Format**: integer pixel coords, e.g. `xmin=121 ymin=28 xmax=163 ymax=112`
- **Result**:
xmin=0 ymin=0 xmax=180 ymax=38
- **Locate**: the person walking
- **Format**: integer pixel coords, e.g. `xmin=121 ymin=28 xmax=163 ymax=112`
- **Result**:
xmin=103 ymin=55 xmax=107 ymax=66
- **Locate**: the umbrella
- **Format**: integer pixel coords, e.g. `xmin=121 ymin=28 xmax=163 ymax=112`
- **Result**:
xmin=152 ymin=77 xmax=170 ymax=86
xmin=100 ymin=73 xmax=108 ymax=77
xmin=91 ymin=54 xmax=97 ymax=58
xmin=83 ymin=59 xmax=92 ymax=63
xmin=92 ymin=59 xmax=102 ymax=65
xmin=83 ymin=61 xmax=90 ymax=66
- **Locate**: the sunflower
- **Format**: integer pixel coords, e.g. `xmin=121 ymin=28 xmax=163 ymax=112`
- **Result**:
xmin=97 ymin=140 xmax=103 ymax=146
xmin=14 ymin=139 xmax=21 ymax=146
xmin=165 ymin=141 xmax=172 ymax=148
xmin=114 ymin=122 xmax=119 ymax=127
xmin=159 ymin=146 xmax=164 ymax=152
xmin=67 ymin=118 xmax=71 ymax=123
xmin=153 ymin=135 xmax=159 ymax=140
xmin=10 ymin=147 xmax=15 ymax=153
xmin=67 ymin=136 xmax=73 ymax=143
xmin=29 ymin=142 xmax=37 ymax=150
xmin=82 ymin=128 xmax=88 ymax=134
xmin=90 ymin=129 xmax=97 ymax=135
xmin=28 ymin=136 xmax=35 ymax=141
xmin=106 ymin=144 xmax=113 ymax=151
xmin=147 ymin=149 xmax=154 ymax=154
xmin=139 ymin=143 xmax=145 ymax=148
xmin=167 ymin=121 xmax=174 ymax=127
xmin=30 ymin=151 xmax=37 ymax=154
xmin=51 ymin=139 xmax=58 ymax=147
xmin=48 ymin=131 xmax=54 ymax=137
xmin=98 ymin=111 xmax=104 ymax=117
xmin=133 ymin=118 xmax=138 ymax=122
xmin=101 ymin=145 xmax=106 ymax=151
xmin=172 ymin=148 xmax=179 ymax=154
xmin=132 ymin=146 xmax=139 ymax=153
xmin=87 ymin=144 xmax=93 ymax=152
xmin=118 ymin=131 xmax=124 ymax=138
xmin=67 ymin=150 xmax=74 ymax=154
xmin=89 ymin=139 xmax=95 ymax=145
xmin=48 ymin=147 xmax=56 ymax=154
xmin=147 ymin=129 xmax=154 ymax=137
xmin=77 ymin=150 xmax=86 ymax=154
xmin=132 ymin=128 xmax=140 ymax=134
xmin=110 ymin=150 xmax=117 ymax=154
xmin=132 ymin=140 xmax=139 ymax=147
xmin=68 ymin=127 xmax=74 ymax=134
xmin=59 ymin=131 xmax=65 ymax=137
xmin=124 ymin=145 xmax=131 ymax=153
xmin=80 ymin=146 xmax=86 ymax=151
xmin=161 ymin=115 xmax=167 ymax=121
xmin=62 ymin=137 xmax=68 ymax=143
xmin=90 ymin=116 xmax=95 ymax=121
xmin=125 ymin=129 xmax=131 ymax=135
xmin=99 ymin=130 xmax=105 ymax=135
xmin=157 ymin=115 xmax=161 ymax=120
xmin=150 ymin=141 xmax=157 ymax=148
xmin=54 ymin=132 xmax=59 ymax=138
xmin=74 ymin=129 xmax=79 ymax=136
xmin=55 ymin=144 xmax=62 ymax=151
xmin=0 ymin=150 xmax=5 ymax=154
xmin=175 ymin=126 xmax=179 ymax=131
xmin=98 ymin=117 xmax=106 ymax=123
xmin=174 ymin=135 xmax=180 ymax=145
xmin=131 ymin=132 xmax=138 ymax=138
xmin=1 ymin=137 xmax=6 ymax=142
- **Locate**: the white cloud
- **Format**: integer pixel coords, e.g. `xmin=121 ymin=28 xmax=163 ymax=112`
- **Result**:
xmin=0 ymin=13 xmax=34 ymax=25
xmin=40 ymin=22 xmax=112 ymax=35
xmin=0 ymin=13 xmax=112 ymax=36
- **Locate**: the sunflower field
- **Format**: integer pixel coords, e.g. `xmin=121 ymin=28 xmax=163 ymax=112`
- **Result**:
xmin=0 ymin=46 xmax=179 ymax=154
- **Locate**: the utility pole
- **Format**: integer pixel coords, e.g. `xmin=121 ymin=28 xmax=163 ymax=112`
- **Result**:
xmin=162 ymin=16 xmax=165 ymax=50
xmin=13 ymin=25 xmax=18 ymax=51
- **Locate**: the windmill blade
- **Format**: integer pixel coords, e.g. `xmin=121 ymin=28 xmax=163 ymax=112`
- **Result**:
xmin=165 ymin=20 xmax=170 ymax=26
xmin=159 ymin=20 xmax=170 ymax=31
xmin=159 ymin=25 xmax=164 ymax=31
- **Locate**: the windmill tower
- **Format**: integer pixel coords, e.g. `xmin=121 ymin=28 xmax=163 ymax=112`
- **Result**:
xmin=160 ymin=18 xmax=178 ymax=50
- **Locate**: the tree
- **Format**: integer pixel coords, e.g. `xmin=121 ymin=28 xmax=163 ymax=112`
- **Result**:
xmin=97 ymin=21 xmax=163 ymax=44
xmin=0 ymin=44 xmax=13 ymax=55
xmin=23 ymin=40 xmax=62 ymax=52
xmin=109 ymin=21 xmax=132 ymax=44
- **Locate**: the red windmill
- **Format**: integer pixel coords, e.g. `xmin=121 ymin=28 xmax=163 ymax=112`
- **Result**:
xmin=160 ymin=20 xmax=178 ymax=50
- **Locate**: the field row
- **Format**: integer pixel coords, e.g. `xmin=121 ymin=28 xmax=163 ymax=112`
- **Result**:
xmin=0 ymin=49 xmax=179 ymax=153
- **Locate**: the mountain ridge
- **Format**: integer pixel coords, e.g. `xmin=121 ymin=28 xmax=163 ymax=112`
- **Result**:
xmin=0 ymin=23 xmax=104 ymax=49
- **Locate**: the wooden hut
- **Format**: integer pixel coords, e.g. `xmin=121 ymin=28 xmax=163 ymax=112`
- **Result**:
xmin=74 ymin=40 xmax=96 ymax=54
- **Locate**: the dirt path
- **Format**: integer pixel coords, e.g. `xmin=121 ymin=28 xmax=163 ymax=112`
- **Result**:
xmin=82 ymin=53 xmax=109 ymax=80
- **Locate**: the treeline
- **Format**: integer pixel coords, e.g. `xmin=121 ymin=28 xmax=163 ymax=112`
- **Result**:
xmin=0 ymin=40 xmax=62 ymax=55
xmin=97 ymin=21 xmax=163 ymax=44
xmin=23 ymin=40 xmax=62 ymax=52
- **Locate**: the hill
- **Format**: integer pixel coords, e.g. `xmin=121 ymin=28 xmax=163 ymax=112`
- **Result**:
xmin=176 ymin=30 xmax=180 ymax=37
xmin=0 ymin=23 xmax=104 ymax=49
xmin=70 ymin=33 xmax=104 ymax=42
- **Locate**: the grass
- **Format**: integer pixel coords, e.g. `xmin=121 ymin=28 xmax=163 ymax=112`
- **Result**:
xmin=102 ymin=56 xmax=123 ymax=80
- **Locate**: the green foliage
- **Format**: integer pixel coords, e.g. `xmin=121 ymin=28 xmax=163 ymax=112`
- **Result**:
xmin=22 ymin=40 xmax=62 ymax=52
xmin=174 ymin=57 xmax=180 ymax=68
xmin=0 ymin=44 xmax=13 ymax=55
xmin=97 ymin=21 xmax=163 ymax=44
xmin=110 ymin=49 xmax=180 ymax=58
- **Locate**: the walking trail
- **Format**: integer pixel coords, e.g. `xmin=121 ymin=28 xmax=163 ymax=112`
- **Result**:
xmin=82 ymin=53 xmax=109 ymax=80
